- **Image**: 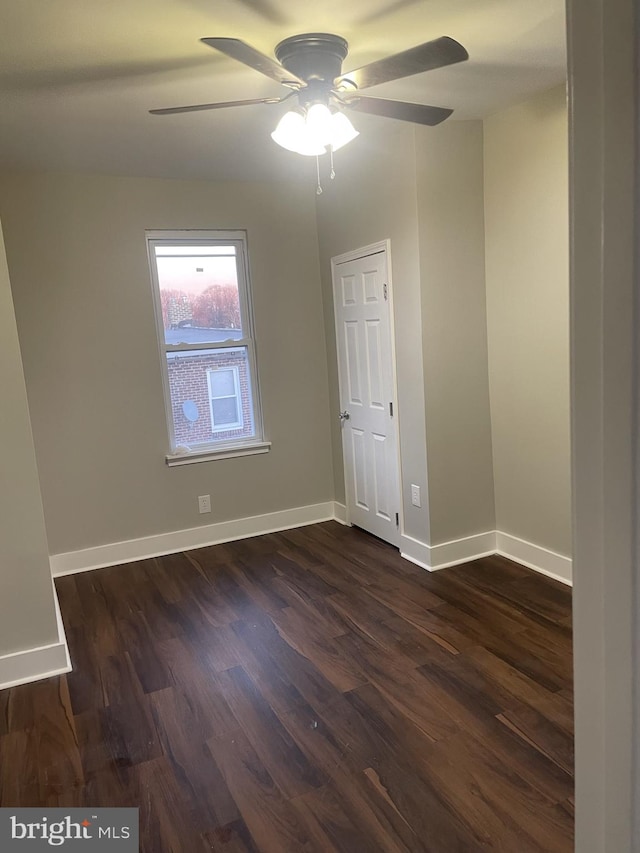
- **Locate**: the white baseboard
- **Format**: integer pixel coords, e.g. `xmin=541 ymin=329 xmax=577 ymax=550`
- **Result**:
xmin=332 ymin=502 xmax=349 ymax=525
xmin=0 ymin=580 xmax=71 ymax=691
xmin=401 ymin=529 xmax=572 ymax=585
xmin=50 ymin=501 xmax=338 ymax=577
xmin=496 ymin=531 xmax=572 ymax=585
xmin=49 ymin=503 xmax=573 ymax=588
xmin=429 ymin=531 xmax=498 ymax=570
xmin=400 ymin=531 xmax=497 ymax=572
xmin=399 ymin=533 xmax=432 ymax=570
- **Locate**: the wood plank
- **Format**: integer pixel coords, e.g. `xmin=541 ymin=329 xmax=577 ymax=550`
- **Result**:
xmin=200 ymin=819 xmax=261 ymax=852
xmin=216 ymin=666 xmax=326 ymax=798
xmin=345 ymin=681 xmax=451 ymax=765
xmin=278 ymin=700 xmax=372 ymax=777
xmin=149 ymin=686 xmax=239 ymax=833
xmin=206 ymin=729 xmax=314 ymax=853
xmin=116 ymin=611 xmax=176 ymax=694
xmin=462 ymin=645 xmax=574 ymax=734
xmin=418 ymin=730 xmax=574 ymax=853
xmin=290 ymin=785 xmax=373 ymax=852
xmin=231 ymin=617 xmax=345 ymax=712
xmin=269 ymin=606 xmax=368 ymax=693
xmin=335 ymin=632 xmax=458 ymax=743
xmin=412 ymin=665 xmax=574 ymax=803
xmin=328 ymin=590 xmax=463 ymax=663
xmin=132 ymin=756 xmax=198 ymax=853
xmin=226 ymin=559 xmax=290 ymax=616
xmin=0 ymin=679 xmax=83 ymax=806
xmin=496 ymin=702 xmax=574 ymax=776
xmin=270 ymin=575 xmax=348 ymax=638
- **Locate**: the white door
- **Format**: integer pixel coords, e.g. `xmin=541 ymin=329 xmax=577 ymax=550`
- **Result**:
xmin=332 ymin=246 xmax=401 ymax=546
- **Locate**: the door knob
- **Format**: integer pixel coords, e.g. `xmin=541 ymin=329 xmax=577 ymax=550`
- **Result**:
xmin=339 ymin=410 xmax=351 ymax=421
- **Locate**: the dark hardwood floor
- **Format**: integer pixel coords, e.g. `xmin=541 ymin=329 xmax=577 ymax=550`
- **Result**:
xmin=0 ymin=522 xmax=574 ymax=852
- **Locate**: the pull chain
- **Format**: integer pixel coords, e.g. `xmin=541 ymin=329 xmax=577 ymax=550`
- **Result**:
xmin=315 ymin=155 xmax=323 ymax=195
xmin=330 ymin=147 xmax=336 ymax=180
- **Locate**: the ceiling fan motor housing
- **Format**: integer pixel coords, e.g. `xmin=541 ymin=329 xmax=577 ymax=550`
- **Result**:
xmin=275 ymin=34 xmax=349 ymax=85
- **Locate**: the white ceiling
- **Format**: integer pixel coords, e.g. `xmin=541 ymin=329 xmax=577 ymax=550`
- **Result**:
xmin=0 ymin=0 xmax=566 ymax=182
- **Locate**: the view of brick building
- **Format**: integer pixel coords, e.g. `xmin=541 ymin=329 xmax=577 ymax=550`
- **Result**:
xmin=167 ymin=345 xmax=254 ymax=446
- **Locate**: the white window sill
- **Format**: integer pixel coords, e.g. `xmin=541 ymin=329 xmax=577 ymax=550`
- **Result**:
xmin=166 ymin=441 xmax=271 ymax=466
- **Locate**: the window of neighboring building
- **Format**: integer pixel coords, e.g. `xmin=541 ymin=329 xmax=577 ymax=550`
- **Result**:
xmin=208 ymin=366 xmax=243 ymax=432
xmin=146 ymin=230 xmax=268 ymax=464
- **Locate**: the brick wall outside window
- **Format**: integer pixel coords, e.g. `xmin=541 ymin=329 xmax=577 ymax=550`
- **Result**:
xmin=167 ymin=350 xmax=253 ymax=446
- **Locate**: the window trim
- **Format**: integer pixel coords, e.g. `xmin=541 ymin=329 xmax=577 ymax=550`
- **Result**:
xmin=146 ymin=229 xmax=266 ymax=463
xmin=165 ymin=440 xmax=271 ymax=466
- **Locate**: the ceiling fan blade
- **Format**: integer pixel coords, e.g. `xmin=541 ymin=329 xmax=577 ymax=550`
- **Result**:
xmin=150 ymin=96 xmax=281 ymax=115
xmin=343 ymin=95 xmax=453 ymax=126
xmin=338 ymin=36 xmax=468 ymax=90
xmin=201 ymin=38 xmax=305 ymax=88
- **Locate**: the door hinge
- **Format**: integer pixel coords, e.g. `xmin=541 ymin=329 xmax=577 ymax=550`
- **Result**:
xmin=395 ymin=512 xmax=399 ymax=527
xmin=383 ymin=282 xmax=388 ymax=301
xmin=389 ymin=401 xmax=393 ymax=417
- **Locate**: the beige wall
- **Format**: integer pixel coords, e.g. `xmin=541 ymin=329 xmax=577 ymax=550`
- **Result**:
xmin=416 ymin=120 xmax=495 ymax=544
xmin=315 ymin=120 xmax=431 ymax=545
xmin=484 ymin=85 xmax=571 ymax=557
xmin=0 ymin=218 xmax=59 ymax=655
xmin=316 ymin=118 xmax=495 ymax=549
xmin=0 ymin=172 xmax=334 ymax=555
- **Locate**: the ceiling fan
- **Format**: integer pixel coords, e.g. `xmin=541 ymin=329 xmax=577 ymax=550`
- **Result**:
xmin=150 ymin=33 xmax=469 ymax=159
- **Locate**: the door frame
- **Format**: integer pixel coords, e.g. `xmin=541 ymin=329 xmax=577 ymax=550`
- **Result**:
xmin=567 ymin=0 xmax=639 ymax=847
xmin=331 ymin=239 xmax=405 ymax=541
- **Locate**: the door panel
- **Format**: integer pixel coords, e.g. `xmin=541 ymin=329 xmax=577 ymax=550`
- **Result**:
xmin=351 ymin=428 xmax=369 ymax=510
xmin=373 ymin=433 xmax=392 ymax=521
xmin=363 ymin=270 xmax=379 ymax=302
xmin=344 ymin=321 xmax=363 ymax=405
xmin=341 ymin=273 xmax=357 ymax=306
xmin=365 ymin=320 xmax=385 ymax=408
xmin=333 ymin=248 xmax=400 ymax=546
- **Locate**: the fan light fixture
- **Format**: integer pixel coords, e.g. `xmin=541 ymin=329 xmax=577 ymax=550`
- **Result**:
xmin=271 ymin=105 xmax=359 ymax=156
xmin=150 ymin=33 xmax=469 ymax=192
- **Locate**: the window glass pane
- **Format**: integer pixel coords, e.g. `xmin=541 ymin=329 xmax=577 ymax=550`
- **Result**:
xmin=209 ymin=369 xmax=236 ymax=398
xmin=212 ymin=397 xmax=239 ymax=426
xmin=156 ymin=247 xmax=243 ymax=344
xmin=166 ymin=347 xmax=254 ymax=447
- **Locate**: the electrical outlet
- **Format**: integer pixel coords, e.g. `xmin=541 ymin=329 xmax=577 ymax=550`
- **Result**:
xmin=198 ymin=494 xmax=211 ymax=514
xmin=411 ymin=484 xmax=421 ymax=508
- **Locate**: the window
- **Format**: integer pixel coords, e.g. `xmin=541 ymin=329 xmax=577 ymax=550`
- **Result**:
xmin=208 ymin=366 xmax=243 ymax=432
xmin=146 ymin=231 xmax=268 ymax=464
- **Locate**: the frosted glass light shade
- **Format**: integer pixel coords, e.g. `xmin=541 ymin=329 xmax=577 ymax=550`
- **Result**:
xmin=329 ymin=112 xmax=359 ymax=151
xmin=271 ymin=110 xmax=325 ymax=156
xmin=271 ymin=107 xmax=359 ymax=156
xmin=306 ymin=103 xmax=333 ymax=146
